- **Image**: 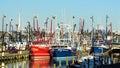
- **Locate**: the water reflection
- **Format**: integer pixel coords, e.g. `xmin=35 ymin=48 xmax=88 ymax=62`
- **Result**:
xmin=0 ymin=55 xmax=118 ymax=68
xmin=29 ymin=59 xmax=50 ymax=68
xmin=51 ymin=59 xmax=72 ymax=68
xmin=0 ymin=58 xmax=29 ymax=68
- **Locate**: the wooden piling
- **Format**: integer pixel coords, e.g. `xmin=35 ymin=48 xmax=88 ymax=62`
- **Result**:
xmin=100 ymin=57 xmax=103 ymax=65
xmin=12 ymin=63 xmax=14 ymax=68
xmin=1 ymin=62 xmax=5 ymax=68
xmin=2 ymin=52 xmax=4 ymax=56
xmin=111 ymin=54 xmax=113 ymax=63
xmin=93 ymin=57 xmax=95 ymax=68
xmin=88 ymin=59 xmax=90 ymax=68
xmin=54 ymin=64 xmax=56 ymax=68
xmin=59 ymin=59 xmax=61 ymax=68
xmin=66 ymin=56 xmax=68 ymax=66
xmin=72 ymin=56 xmax=74 ymax=64
xmin=105 ymin=56 xmax=107 ymax=64
xmin=24 ymin=62 xmax=26 ymax=68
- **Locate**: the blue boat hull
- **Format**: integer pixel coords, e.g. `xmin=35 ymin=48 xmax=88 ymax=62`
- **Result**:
xmin=53 ymin=49 xmax=76 ymax=57
xmin=52 ymin=48 xmax=76 ymax=61
xmin=90 ymin=46 xmax=108 ymax=56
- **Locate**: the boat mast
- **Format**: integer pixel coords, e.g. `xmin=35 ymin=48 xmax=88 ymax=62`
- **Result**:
xmin=106 ymin=15 xmax=109 ymax=40
xmin=16 ymin=24 xmax=18 ymax=41
xmin=36 ymin=17 xmax=39 ymax=32
xmin=17 ymin=13 xmax=22 ymax=42
xmin=36 ymin=16 xmax=40 ymax=39
xmin=110 ymin=23 xmax=112 ymax=45
xmin=9 ymin=19 xmax=13 ymax=39
xmin=11 ymin=24 xmax=13 ymax=38
xmin=44 ymin=17 xmax=49 ymax=40
xmin=18 ymin=13 xmax=21 ymax=32
xmin=72 ymin=16 xmax=75 ymax=44
xmin=90 ymin=16 xmax=94 ymax=46
xmin=50 ymin=19 xmax=52 ymax=44
xmin=33 ymin=16 xmax=35 ymax=31
xmin=2 ymin=15 xmax=6 ymax=47
xmin=6 ymin=24 xmax=8 ymax=33
xmin=27 ymin=21 xmax=30 ymax=42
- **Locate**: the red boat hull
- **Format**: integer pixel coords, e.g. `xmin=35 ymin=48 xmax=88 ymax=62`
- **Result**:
xmin=30 ymin=45 xmax=50 ymax=60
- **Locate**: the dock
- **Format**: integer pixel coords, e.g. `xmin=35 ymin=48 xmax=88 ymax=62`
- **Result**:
xmin=0 ymin=50 xmax=29 ymax=61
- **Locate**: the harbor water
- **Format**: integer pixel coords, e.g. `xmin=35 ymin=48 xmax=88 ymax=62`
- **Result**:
xmin=0 ymin=57 xmax=73 ymax=68
xmin=0 ymin=55 xmax=115 ymax=68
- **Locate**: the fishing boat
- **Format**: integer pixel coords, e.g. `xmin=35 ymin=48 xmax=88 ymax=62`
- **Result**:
xmin=30 ymin=17 xmax=52 ymax=60
xmin=50 ymin=24 xmax=76 ymax=61
xmin=30 ymin=39 xmax=50 ymax=60
xmin=89 ymin=43 xmax=109 ymax=56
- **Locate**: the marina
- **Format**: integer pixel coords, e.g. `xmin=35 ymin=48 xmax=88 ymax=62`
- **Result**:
xmin=0 ymin=14 xmax=120 ymax=68
xmin=1 ymin=0 xmax=120 ymax=68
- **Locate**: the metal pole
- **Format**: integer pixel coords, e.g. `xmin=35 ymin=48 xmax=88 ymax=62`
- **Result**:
xmin=90 ymin=16 xmax=94 ymax=46
xmin=9 ymin=19 xmax=13 ymax=34
xmin=106 ymin=15 xmax=108 ymax=40
xmin=2 ymin=15 xmax=6 ymax=47
xmin=16 ymin=24 xmax=18 ymax=41
xmin=28 ymin=21 xmax=30 ymax=42
xmin=33 ymin=16 xmax=37 ymax=31
xmin=72 ymin=16 xmax=75 ymax=44
xmin=6 ymin=24 xmax=8 ymax=32
xmin=72 ymin=16 xmax=75 ymax=33
xmin=9 ymin=19 xmax=13 ymax=41
xmin=110 ymin=23 xmax=112 ymax=45
xmin=11 ymin=25 xmax=13 ymax=38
